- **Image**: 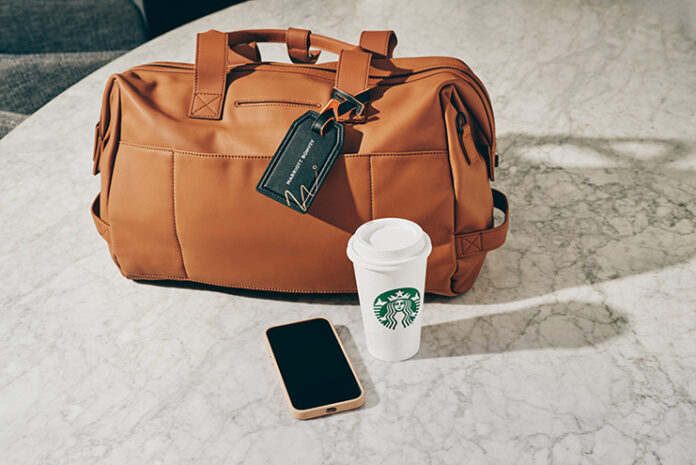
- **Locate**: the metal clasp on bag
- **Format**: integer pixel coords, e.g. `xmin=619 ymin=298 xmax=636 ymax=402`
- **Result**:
xmin=311 ymin=88 xmax=370 ymax=136
xmin=455 ymin=111 xmax=468 ymax=135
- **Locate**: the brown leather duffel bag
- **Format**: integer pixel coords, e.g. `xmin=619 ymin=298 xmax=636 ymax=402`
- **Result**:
xmin=90 ymin=28 xmax=509 ymax=296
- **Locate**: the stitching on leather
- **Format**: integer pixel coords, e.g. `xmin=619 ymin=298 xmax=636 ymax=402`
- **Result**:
xmin=192 ymin=94 xmax=221 ymax=115
xmin=190 ymin=33 xmax=226 ymax=117
xmin=357 ymin=51 xmax=371 ymax=123
xmin=194 ymin=95 xmax=218 ymax=115
xmin=455 ymin=233 xmax=488 ymax=257
xmin=139 ymin=64 xmax=487 ymax=98
xmin=457 ymin=249 xmax=487 ymax=258
xmin=234 ymin=99 xmax=320 ymax=108
xmin=178 ymin=153 xmax=270 ymax=159
xmin=336 ymin=50 xmax=345 ymax=91
xmin=460 ymin=235 xmax=482 ymax=254
xmin=454 ymin=195 xmax=508 ymax=257
xmin=190 ymin=34 xmax=202 ymax=116
xmin=119 ymin=141 xmax=270 ymax=156
xmin=214 ymin=34 xmax=225 ymax=116
xmin=362 ymin=52 xmax=370 ymax=91
xmin=175 ymin=152 xmax=447 ymax=159
xmin=345 ymin=152 xmax=446 ymax=158
xmin=458 ymin=225 xmax=499 ymax=241
xmin=337 ymin=50 xmax=370 ymax=95
xmin=118 ymin=141 xmax=447 ymax=158
xmin=368 ymin=155 xmax=374 ymax=219
xmin=218 ymin=36 xmax=225 ymax=98
xmin=171 ymin=152 xmax=188 ymax=278
xmin=192 ymin=95 xmax=212 ymax=115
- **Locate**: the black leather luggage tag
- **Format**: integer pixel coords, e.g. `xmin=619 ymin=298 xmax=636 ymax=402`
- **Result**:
xmin=257 ymin=111 xmax=344 ymax=213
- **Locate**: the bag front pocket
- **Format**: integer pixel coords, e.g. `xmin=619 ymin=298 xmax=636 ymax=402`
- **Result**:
xmin=440 ymin=84 xmax=493 ymax=236
xmin=171 ymin=150 xmax=372 ymax=292
xmin=108 ymin=143 xmax=187 ymax=278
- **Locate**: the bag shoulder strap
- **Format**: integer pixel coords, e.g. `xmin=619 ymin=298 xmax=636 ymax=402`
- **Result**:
xmin=455 ymin=189 xmax=509 ymax=257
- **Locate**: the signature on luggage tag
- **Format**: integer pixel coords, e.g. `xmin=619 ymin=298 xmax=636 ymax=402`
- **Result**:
xmin=256 ymin=111 xmax=343 ymax=213
xmin=256 ymin=88 xmax=369 ymax=213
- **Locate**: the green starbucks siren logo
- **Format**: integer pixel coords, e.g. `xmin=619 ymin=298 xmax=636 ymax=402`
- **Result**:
xmin=373 ymin=287 xmax=421 ymax=330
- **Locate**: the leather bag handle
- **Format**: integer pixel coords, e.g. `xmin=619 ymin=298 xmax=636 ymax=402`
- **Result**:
xmin=286 ymin=27 xmax=321 ymax=64
xmin=189 ymin=28 xmax=394 ymax=119
xmin=224 ymin=28 xmax=397 ymax=60
xmin=455 ymin=189 xmax=509 ymax=257
xmin=225 ymin=28 xmax=359 ymax=57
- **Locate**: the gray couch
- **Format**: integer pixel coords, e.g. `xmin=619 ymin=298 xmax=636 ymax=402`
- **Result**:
xmin=0 ymin=0 xmax=148 ymax=138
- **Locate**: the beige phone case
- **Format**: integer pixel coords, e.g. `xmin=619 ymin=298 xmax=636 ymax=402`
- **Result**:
xmin=265 ymin=317 xmax=366 ymax=420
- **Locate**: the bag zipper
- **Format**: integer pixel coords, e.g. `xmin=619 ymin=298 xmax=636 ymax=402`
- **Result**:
xmin=142 ymin=61 xmax=490 ymax=102
xmin=134 ymin=61 xmax=494 ymax=139
xmin=234 ymin=99 xmax=321 ymax=108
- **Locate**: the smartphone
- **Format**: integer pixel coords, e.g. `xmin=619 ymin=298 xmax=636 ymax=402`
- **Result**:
xmin=265 ymin=317 xmax=365 ymax=420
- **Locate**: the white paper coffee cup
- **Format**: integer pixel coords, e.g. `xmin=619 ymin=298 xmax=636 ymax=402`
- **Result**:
xmin=346 ymin=218 xmax=432 ymax=361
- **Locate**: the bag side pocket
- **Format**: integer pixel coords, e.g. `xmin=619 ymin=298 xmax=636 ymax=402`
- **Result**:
xmin=440 ymin=83 xmax=494 ymax=294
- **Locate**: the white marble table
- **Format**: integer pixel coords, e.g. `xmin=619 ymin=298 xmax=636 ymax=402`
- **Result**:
xmin=1 ymin=1 xmax=695 ymax=464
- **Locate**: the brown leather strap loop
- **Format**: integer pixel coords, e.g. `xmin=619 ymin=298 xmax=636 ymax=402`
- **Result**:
xmin=286 ymin=27 xmax=320 ymax=64
xmin=335 ymin=48 xmax=372 ymax=95
xmin=189 ymin=30 xmax=229 ymax=120
xmin=334 ymin=48 xmax=373 ymax=122
xmin=359 ymin=30 xmax=397 ymax=58
xmin=455 ymin=189 xmax=509 ymax=257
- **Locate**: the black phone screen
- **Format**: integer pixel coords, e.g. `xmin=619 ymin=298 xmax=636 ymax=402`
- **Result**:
xmin=266 ymin=318 xmax=362 ymax=410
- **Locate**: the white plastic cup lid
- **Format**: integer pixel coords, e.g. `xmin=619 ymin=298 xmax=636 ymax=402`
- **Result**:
xmin=346 ymin=218 xmax=432 ymax=269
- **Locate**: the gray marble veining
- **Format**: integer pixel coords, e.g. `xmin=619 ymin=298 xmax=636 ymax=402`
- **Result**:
xmin=1 ymin=0 xmax=695 ymax=464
